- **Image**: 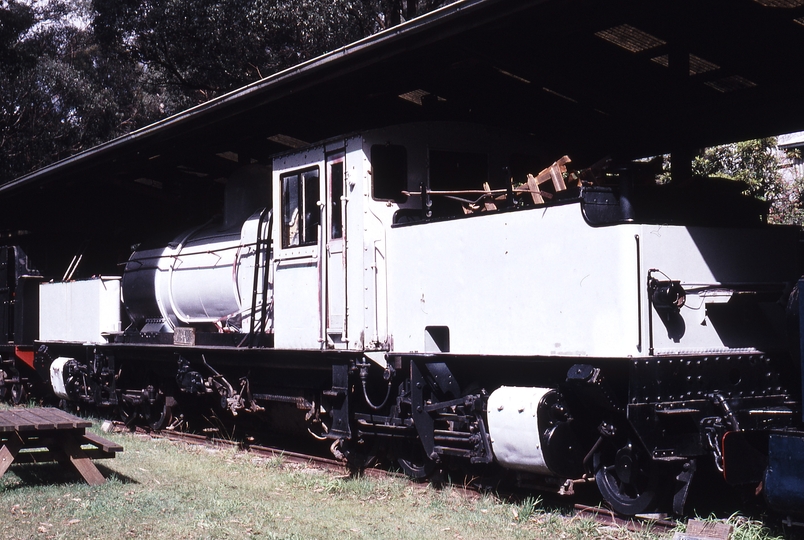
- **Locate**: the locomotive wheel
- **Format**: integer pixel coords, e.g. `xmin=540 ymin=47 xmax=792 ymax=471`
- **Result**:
xmin=593 ymin=438 xmax=659 ymax=516
xmin=10 ymin=383 xmax=27 ymax=405
xmin=394 ymin=439 xmax=435 ymax=480
xmin=118 ymin=397 xmax=138 ymax=427
xmin=144 ymin=392 xmax=173 ymax=430
xmin=398 ymin=456 xmax=435 ymax=479
xmin=119 ymin=389 xmax=173 ymax=430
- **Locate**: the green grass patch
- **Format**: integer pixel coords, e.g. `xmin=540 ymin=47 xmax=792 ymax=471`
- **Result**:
xmin=0 ymin=417 xmax=786 ymax=540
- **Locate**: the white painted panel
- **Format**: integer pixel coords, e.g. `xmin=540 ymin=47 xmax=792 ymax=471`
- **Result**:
xmin=273 ymin=259 xmax=320 ymax=349
xmin=386 ymin=203 xmax=639 ymax=357
xmin=40 ymin=278 xmax=121 ymax=343
xmin=640 ymin=224 xmax=797 ymax=354
xmin=272 ymin=145 xmax=326 ymax=350
xmin=327 ymin=241 xmax=345 ymax=333
xmin=326 ymin=153 xmax=346 ymax=339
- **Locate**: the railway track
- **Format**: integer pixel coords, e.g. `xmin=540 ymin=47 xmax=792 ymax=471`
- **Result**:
xmin=111 ymin=422 xmax=680 ymax=535
xmin=573 ymin=504 xmax=678 ymax=535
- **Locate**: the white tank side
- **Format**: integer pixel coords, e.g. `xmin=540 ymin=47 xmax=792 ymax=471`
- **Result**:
xmin=49 ymin=357 xmax=72 ymax=400
xmin=385 ymin=203 xmax=640 ymax=357
xmin=640 ymin=224 xmax=798 ymax=354
xmin=167 ymin=242 xmax=240 ymax=323
xmin=487 ymin=386 xmax=553 ymax=474
xmin=39 ymin=277 xmax=122 ymax=343
xmin=359 ymin=122 xmax=542 ymax=351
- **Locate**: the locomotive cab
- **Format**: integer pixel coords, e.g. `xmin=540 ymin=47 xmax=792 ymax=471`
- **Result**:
xmin=270 ymin=122 xmax=550 ymax=352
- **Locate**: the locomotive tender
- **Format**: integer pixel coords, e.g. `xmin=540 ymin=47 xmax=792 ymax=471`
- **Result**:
xmin=2 ymin=121 xmax=804 ymax=516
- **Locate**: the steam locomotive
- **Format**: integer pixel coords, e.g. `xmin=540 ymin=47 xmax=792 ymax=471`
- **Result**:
xmin=2 ymin=122 xmax=803 ymax=517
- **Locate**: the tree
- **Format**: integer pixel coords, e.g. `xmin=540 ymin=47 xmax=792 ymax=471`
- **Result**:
xmin=692 ymin=138 xmax=804 ymax=225
xmin=1 ymin=0 xmax=37 ymax=179
xmin=378 ymin=0 xmax=450 ymax=27
xmin=1 ymin=0 xmax=456 ymax=183
xmin=90 ymin=0 xmax=455 ymax=108
xmin=1 ymin=0 xmax=166 ymax=182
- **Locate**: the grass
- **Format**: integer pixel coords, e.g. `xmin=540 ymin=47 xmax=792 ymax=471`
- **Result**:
xmin=0 ymin=413 xmax=790 ymax=540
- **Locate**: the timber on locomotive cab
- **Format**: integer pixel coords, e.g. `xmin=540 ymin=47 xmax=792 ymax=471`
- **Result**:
xmin=1 ymin=121 xmax=804 ymax=517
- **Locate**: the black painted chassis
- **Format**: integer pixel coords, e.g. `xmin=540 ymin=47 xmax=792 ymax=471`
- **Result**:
xmin=2 ymin=338 xmax=801 ymax=515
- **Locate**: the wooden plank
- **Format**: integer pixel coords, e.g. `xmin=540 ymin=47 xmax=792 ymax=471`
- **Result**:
xmin=82 ymin=432 xmax=123 ymax=454
xmin=12 ymin=449 xmax=56 ymax=464
xmin=530 ymin=155 xmax=570 ymax=194
xmin=14 ymin=407 xmax=93 ymax=430
xmin=79 ymin=448 xmax=117 ymax=460
xmin=482 ymin=182 xmax=497 ymax=211
xmin=58 ymin=434 xmax=106 ymax=486
xmin=526 ymin=174 xmax=544 ymax=204
xmin=550 ymin=162 xmax=567 ymax=191
xmin=0 ymin=434 xmax=23 ymax=477
xmin=11 ymin=448 xmax=116 ymax=464
xmin=0 ymin=413 xmax=17 ymax=432
xmin=683 ymin=519 xmax=733 ymax=539
xmin=0 ymin=444 xmax=17 ymax=476
xmin=15 ymin=435 xmax=65 ymax=450
xmin=0 ymin=408 xmax=89 ymax=432
xmin=26 ymin=409 xmax=74 ymax=430
xmin=36 ymin=408 xmax=92 ymax=429
xmin=15 ymin=409 xmax=58 ymax=430
xmin=3 ymin=410 xmax=36 ymax=431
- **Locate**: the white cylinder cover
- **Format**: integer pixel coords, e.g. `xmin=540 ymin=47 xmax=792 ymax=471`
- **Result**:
xmin=486 ymin=386 xmax=554 ymax=474
xmin=49 ymin=357 xmax=73 ymax=400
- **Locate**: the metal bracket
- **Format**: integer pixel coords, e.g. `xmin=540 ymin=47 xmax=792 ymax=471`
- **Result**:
xmin=325 ymin=363 xmax=351 ymax=438
xmin=673 ymin=459 xmax=696 ymax=515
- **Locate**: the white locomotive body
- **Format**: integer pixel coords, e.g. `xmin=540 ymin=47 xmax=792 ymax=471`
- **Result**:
xmin=5 ymin=122 xmax=802 ymax=516
xmin=266 ymin=122 xmax=795 ymax=360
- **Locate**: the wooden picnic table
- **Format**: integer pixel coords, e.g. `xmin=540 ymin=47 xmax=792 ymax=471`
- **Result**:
xmin=0 ymin=407 xmax=122 ymax=486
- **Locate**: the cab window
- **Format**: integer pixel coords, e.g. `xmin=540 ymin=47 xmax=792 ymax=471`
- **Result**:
xmin=281 ymin=168 xmax=319 ymax=248
xmin=371 ymin=144 xmax=407 ymax=201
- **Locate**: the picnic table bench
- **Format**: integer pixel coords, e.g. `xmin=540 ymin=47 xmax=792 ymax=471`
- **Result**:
xmin=0 ymin=407 xmax=122 ymax=485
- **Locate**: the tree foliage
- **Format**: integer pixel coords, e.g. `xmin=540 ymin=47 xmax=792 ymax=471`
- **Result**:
xmin=692 ymin=138 xmax=804 ymax=225
xmin=1 ymin=0 xmax=167 ymax=181
xmin=1 ymin=0 xmax=451 ymax=183
xmin=92 ymin=0 xmax=381 ymax=104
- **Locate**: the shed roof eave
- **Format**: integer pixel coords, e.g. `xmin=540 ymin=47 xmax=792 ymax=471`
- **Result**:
xmin=0 ymin=0 xmax=526 ymax=196
xmin=778 ymin=131 xmax=804 ymax=149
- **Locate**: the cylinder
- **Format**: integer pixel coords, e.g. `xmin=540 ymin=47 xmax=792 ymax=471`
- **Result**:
xmin=486 ymin=386 xmax=555 ymax=474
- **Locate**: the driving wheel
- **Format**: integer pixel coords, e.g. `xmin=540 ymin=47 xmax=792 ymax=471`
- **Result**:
xmin=394 ymin=438 xmax=435 ymax=480
xmin=593 ymin=438 xmax=659 ymax=516
xmin=144 ymin=390 xmax=173 ymax=430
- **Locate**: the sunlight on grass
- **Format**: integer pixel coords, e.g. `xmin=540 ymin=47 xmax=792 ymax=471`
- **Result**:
xmin=0 ymin=424 xmax=785 ymax=540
